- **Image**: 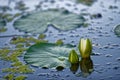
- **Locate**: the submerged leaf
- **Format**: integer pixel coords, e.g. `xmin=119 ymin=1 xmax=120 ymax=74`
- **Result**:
xmin=14 ymin=10 xmax=85 ymax=34
xmin=24 ymin=43 xmax=75 ymax=69
xmin=114 ymin=24 xmax=120 ymax=37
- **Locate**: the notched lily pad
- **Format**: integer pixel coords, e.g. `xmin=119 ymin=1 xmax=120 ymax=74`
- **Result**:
xmin=24 ymin=43 xmax=75 ymax=69
xmin=14 ymin=10 xmax=85 ymax=34
xmin=114 ymin=25 xmax=120 ymax=37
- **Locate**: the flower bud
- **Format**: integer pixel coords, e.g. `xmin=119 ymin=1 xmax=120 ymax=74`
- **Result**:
xmin=79 ymin=38 xmax=92 ymax=58
xmin=69 ymin=50 xmax=79 ymax=64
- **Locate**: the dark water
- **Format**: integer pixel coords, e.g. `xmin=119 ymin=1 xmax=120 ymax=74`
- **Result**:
xmin=0 ymin=0 xmax=120 ymax=80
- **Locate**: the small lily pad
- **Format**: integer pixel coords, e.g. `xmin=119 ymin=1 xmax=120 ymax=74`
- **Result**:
xmin=24 ymin=43 xmax=75 ymax=69
xmin=14 ymin=10 xmax=85 ymax=34
xmin=114 ymin=25 xmax=120 ymax=37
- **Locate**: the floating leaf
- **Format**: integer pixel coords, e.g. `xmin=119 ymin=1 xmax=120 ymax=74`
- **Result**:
xmin=24 ymin=43 xmax=75 ymax=69
xmin=114 ymin=24 xmax=120 ymax=37
xmin=14 ymin=10 xmax=85 ymax=34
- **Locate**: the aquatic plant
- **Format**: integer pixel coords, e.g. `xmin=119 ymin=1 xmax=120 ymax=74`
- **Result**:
xmin=78 ymin=38 xmax=92 ymax=58
xmin=69 ymin=50 xmax=79 ymax=64
xmin=15 ymin=75 xmax=27 ymax=80
xmin=4 ymin=74 xmax=14 ymax=80
xmin=14 ymin=9 xmax=85 ymax=34
xmin=56 ymin=39 xmax=64 ymax=45
xmin=38 ymin=34 xmax=46 ymax=39
xmin=24 ymin=43 xmax=74 ymax=69
xmin=2 ymin=65 xmax=33 ymax=73
xmin=0 ymin=48 xmax=10 ymax=59
xmin=0 ymin=27 xmax=7 ymax=32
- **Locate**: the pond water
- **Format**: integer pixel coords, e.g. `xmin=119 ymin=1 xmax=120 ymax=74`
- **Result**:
xmin=0 ymin=0 xmax=120 ymax=80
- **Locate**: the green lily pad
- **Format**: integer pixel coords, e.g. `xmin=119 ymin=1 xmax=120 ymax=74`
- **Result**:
xmin=14 ymin=10 xmax=85 ymax=34
xmin=24 ymin=43 xmax=75 ymax=69
xmin=114 ymin=25 xmax=120 ymax=37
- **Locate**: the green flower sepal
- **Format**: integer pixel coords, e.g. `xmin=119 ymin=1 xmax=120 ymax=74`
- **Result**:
xmin=69 ymin=50 xmax=79 ymax=64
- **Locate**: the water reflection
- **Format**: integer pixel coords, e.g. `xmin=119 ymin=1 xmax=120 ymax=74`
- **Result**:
xmin=70 ymin=63 xmax=79 ymax=74
xmin=80 ymin=57 xmax=93 ymax=77
xmin=70 ymin=57 xmax=93 ymax=78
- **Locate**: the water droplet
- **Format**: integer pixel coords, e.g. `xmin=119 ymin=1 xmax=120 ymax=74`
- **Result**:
xmin=106 ymin=62 xmax=112 ymax=65
xmin=105 ymin=54 xmax=112 ymax=57
xmin=116 ymin=57 xmax=120 ymax=61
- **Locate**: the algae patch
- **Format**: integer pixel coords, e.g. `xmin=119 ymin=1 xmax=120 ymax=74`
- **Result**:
xmin=0 ymin=35 xmax=47 ymax=79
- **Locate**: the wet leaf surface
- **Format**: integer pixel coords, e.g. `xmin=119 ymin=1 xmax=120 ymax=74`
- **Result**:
xmin=14 ymin=10 xmax=85 ymax=34
xmin=24 ymin=43 xmax=75 ymax=69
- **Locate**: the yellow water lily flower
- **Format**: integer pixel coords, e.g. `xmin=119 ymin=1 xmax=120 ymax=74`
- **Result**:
xmin=69 ymin=50 xmax=79 ymax=64
xmin=79 ymin=38 xmax=92 ymax=58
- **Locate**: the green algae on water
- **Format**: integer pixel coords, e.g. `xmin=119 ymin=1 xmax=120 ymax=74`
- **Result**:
xmin=4 ymin=74 xmax=14 ymax=80
xmin=2 ymin=65 xmax=33 ymax=73
xmin=0 ymin=27 xmax=7 ymax=32
xmin=15 ymin=75 xmax=27 ymax=80
xmin=56 ymin=39 xmax=64 ymax=45
xmin=4 ymin=74 xmax=27 ymax=80
xmin=38 ymin=34 xmax=46 ymax=39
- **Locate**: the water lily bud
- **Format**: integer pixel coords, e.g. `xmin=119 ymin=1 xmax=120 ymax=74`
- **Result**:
xmin=79 ymin=38 xmax=92 ymax=58
xmin=69 ymin=50 xmax=79 ymax=64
